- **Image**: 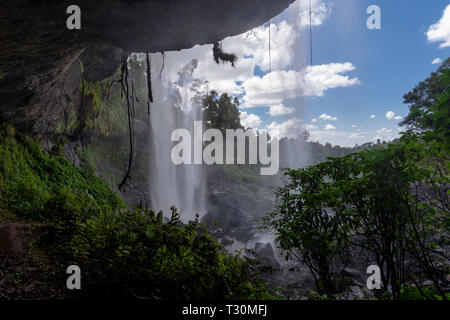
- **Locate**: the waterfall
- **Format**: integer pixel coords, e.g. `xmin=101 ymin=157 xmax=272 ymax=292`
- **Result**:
xmin=148 ymin=58 xmax=207 ymax=222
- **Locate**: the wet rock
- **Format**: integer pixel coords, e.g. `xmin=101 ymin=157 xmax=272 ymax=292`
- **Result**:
xmin=343 ymin=286 xmax=365 ymax=300
xmin=202 ymin=194 xmax=256 ymax=243
xmin=254 ymin=242 xmax=281 ymax=270
xmin=220 ymin=236 xmax=234 ymax=247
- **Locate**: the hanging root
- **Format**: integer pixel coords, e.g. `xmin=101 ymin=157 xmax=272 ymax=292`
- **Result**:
xmin=118 ymin=54 xmax=135 ymax=192
xmin=159 ymin=52 xmax=165 ymax=79
xmin=213 ymin=41 xmax=237 ymax=67
xmin=146 ymin=53 xmax=153 ymax=104
xmin=146 ymin=53 xmax=153 ymax=130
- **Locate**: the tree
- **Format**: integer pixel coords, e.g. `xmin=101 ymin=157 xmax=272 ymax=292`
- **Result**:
xmin=263 ymin=65 xmax=449 ymax=300
xmin=203 ymin=90 xmax=243 ymax=132
xmin=400 ymin=57 xmax=450 ymax=132
xmin=263 ymin=165 xmax=350 ymax=296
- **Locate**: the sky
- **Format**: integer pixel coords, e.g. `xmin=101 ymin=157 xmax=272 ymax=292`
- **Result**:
xmin=159 ymin=0 xmax=450 ymax=147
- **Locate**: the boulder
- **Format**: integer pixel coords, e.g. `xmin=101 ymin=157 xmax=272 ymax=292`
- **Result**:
xmin=254 ymin=242 xmax=281 ymax=270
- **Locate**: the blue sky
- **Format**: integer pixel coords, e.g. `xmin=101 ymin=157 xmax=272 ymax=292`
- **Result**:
xmin=163 ymin=0 xmax=450 ymax=146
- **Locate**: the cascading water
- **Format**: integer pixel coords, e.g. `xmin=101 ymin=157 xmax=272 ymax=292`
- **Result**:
xmin=148 ymin=58 xmax=207 ymax=222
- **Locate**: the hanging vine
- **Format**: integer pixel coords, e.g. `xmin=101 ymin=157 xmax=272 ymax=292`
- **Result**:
xmin=102 ymin=53 xmax=153 ymax=191
xmin=118 ymin=54 xmax=136 ymax=192
xmin=146 ymin=53 xmax=154 ymax=130
xmin=159 ymin=52 xmax=165 ymax=79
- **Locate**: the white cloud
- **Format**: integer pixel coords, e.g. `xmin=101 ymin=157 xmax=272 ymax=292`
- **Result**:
xmin=385 ymin=111 xmax=395 ymax=120
xmin=377 ymin=128 xmax=392 ymax=134
xmin=352 ymin=124 xmax=357 ymax=128
xmin=324 ymin=124 xmax=336 ymax=130
xmin=385 ymin=110 xmax=402 ymax=120
xmin=304 ymin=123 xmax=318 ymax=130
xmin=373 ymin=127 xmax=396 ymax=142
xmin=427 ymin=4 xmax=450 ymax=48
xmin=291 ymin=0 xmax=331 ymax=30
xmin=306 ymin=126 xmax=401 ymax=147
xmin=268 ymin=104 xmax=295 ymax=116
xmin=432 ymin=58 xmax=443 ymax=65
xmin=370 ymin=114 xmax=376 ymax=119
xmin=312 ymin=118 xmax=318 ymax=122
xmin=318 ymin=113 xmax=338 ymax=121
xmin=266 ymin=117 xmax=306 ymax=139
xmin=240 ymin=112 xmax=262 ymax=129
xmin=242 ymin=63 xmax=360 ymax=108
xmin=160 ymin=19 xmax=299 ymax=96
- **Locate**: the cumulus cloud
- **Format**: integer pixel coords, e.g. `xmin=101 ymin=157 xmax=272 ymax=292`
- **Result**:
xmin=427 ymin=4 xmax=450 ymax=48
xmin=373 ymin=127 xmax=396 ymax=142
xmin=304 ymin=123 xmax=318 ymax=130
xmin=266 ymin=118 xmax=306 ymax=139
xmin=319 ymin=113 xmax=338 ymax=121
xmin=158 ymin=0 xmax=357 ymax=137
xmin=240 ymin=112 xmax=262 ymax=129
xmin=159 ymin=19 xmax=298 ymax=96
xmin=306 ymin=127 xmax=401 ymax=147
xmin=153 ymin=0 xmax=364 ymax=147
xmin=242 ymin=63 xmax=359 ymax=108
xmin=377 ymin=128 xmax=392 ymax=134
xmin=385 ymin=111 xmax=402 ymax=120
xmin=432 ymin=58 xmax=443 ymax=65
xmin=268 ymin=104 xmax=295 ymax=116
xmin=370 ymin=114 xmax=376 ymax=119
xmin=291 ymin=0 xmax=331 ymax=30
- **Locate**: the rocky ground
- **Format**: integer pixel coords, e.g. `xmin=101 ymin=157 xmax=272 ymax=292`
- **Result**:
xmin=0 ymin=211 xmax=68 ymax=300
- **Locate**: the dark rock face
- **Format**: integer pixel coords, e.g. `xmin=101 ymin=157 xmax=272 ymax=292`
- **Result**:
xmin=0 ymin=0 xmax=294 ymax=138
xmin=254 ymin=242 xmax=281 ymax=270
xmin=81 ymin=44 xmax=125 ymax=83
xmin=202 ymin=193 xmax=256 ymax=243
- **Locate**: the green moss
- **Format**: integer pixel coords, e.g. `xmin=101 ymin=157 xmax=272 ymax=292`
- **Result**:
xmin=0 ymin=125 xmax=123 ymax=219
xmin=4 ymin=124 xmax=16 ymax=138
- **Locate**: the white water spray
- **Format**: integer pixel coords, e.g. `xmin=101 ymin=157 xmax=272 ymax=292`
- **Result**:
xmin=149 ymin=58 xmax=207 ymax=222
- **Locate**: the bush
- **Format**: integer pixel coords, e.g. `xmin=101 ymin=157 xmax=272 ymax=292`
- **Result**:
xmin=0 ymin=131 xmax=274 ymax=300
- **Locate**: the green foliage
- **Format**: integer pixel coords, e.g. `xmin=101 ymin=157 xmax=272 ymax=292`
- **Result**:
xmin=414 ymin=67 xmax=450 ymax=147
xmin=306 ymin=290 xmax=329 ymax=300
xmin=203 ymin=91 xmax=243 ymax=131
xmin=399 ymin=285 xmax=450 ymax=300
xmin=0 ymin=129 xmax=273 ymax=300
xmin=50 ymin=205 xmax=274 ymax=299
xmin=0 ymin=126 xmax=122 ymax=220
xmin=401 ymin=58 xmax=449 ymax=133
xmin=263 ymin=68 xmax=450 ymax=299
xmin=264 ymin=165 xmax=351 ymax=295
